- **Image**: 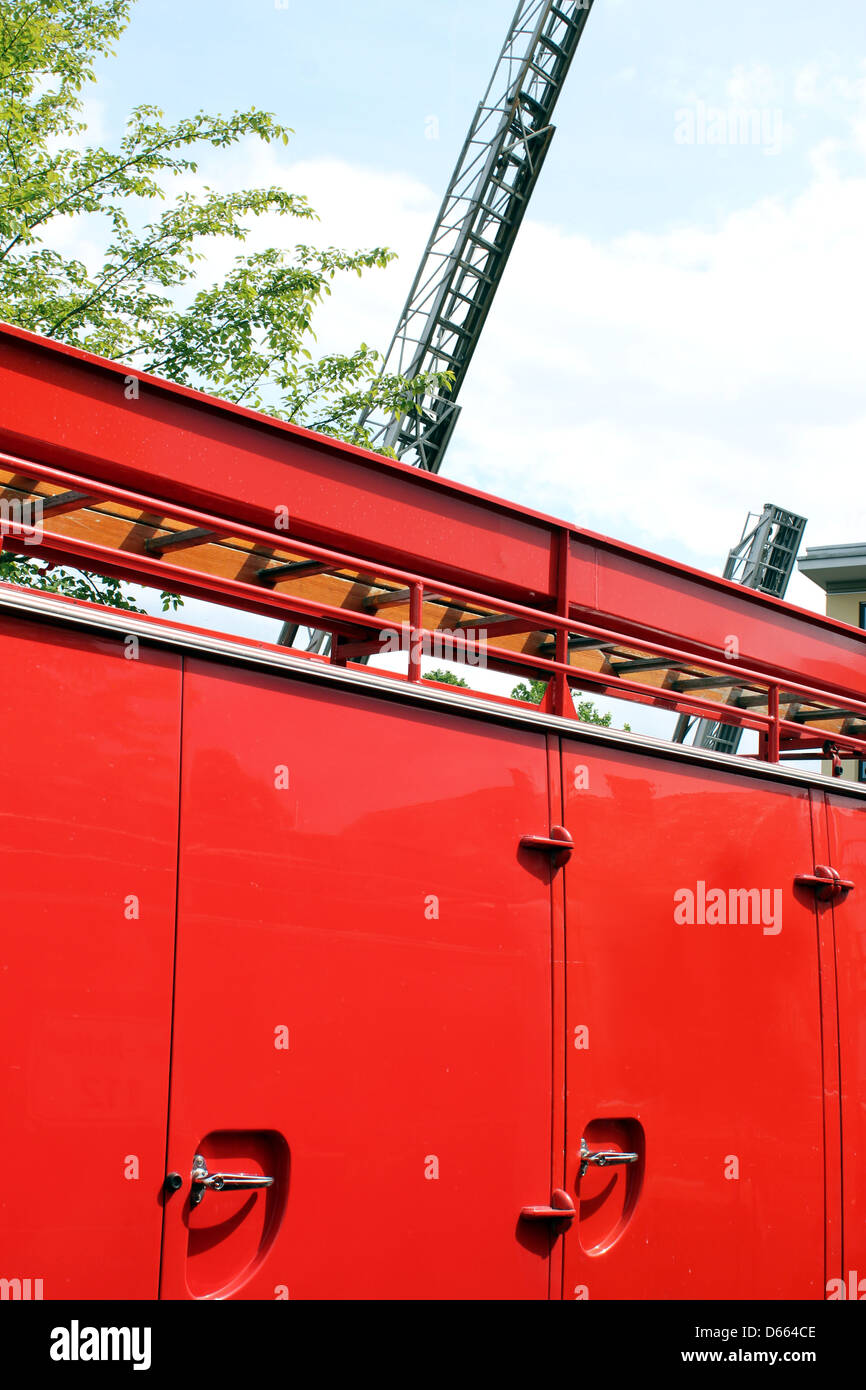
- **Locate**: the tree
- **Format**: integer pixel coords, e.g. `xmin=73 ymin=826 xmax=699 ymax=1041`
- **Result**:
xmin=424 ymin=669 xmax=470 ymax=688
xmin=0 ymin=0 xmax=450 ymax=611
xmin=511 ymin=678 xmax=630 ymax=730
xmin=511 ymin=679 xmax=549 ymax=705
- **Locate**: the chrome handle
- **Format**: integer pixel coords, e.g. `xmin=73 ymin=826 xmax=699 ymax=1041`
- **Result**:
xmin=190 ymin=1153 xmax=275 ymax=1206
xmin=579 ymin=1136 xmax=639 ymax=1179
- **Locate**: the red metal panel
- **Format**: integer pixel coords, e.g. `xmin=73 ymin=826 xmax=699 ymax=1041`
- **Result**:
xmin=0 ymin=612 xmax=180 ymax=1298
xmin=0 ymin=324 xmax=554 ymax=604
xmin=808 ymin=793 xmax=844 ymax=1295
xmin=546 ymin=732 xmax=568 ymax=1300
xmin=3 ymin=320 xmax=866 ymax=703
xmin=160 ymin=660 xmax=554 ymax=1299
xmin=558 ymin=742 xmax=826 ymax=1298
xmin=821 ymin=793 xmax=866 ymax=1296
xmin=583 ymin=540 xmax=866 ymax=703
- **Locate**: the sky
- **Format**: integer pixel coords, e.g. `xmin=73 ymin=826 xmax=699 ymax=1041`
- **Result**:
xmin=56 ymin=0 xmax=866 ymax=720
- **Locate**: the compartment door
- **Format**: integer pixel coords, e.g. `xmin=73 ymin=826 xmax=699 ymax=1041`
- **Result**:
xmin=559 ymin=742 xmax=827 ymax=1299
xmin=160 ymin=662 xmax=556 ymax=1299
xmin=820 ymin=792 xmax=866 ymax=1296
xmin=0 ymin=616 xmax=181 ymax=1299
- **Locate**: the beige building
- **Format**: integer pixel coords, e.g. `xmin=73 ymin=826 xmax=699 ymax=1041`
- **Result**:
xmin=798 ymin=544 xmax=866 ymax=783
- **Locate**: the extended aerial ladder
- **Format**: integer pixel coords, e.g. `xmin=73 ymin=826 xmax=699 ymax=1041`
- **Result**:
xmin=283 ymin=0 xmax=596 ymax=649
xmin=358 ymin=0 xmax=595 ymax=473
xmin=673 ymin=504 xmax=808 ymax=753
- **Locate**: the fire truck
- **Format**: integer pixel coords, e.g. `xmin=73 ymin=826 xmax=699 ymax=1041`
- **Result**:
xmin=1 ymin=321 xmax=863 ymax=1300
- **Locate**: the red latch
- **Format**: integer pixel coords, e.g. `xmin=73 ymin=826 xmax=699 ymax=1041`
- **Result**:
xmin=794 ymin=864 xmax=854 ymax=903
xmin=519 ymin=825 xmax=574 ymax=867
xmin=519 ymin=1188 xmax=576 ymax=1222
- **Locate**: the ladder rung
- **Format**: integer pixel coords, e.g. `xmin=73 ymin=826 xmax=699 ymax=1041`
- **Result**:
xmin=476 ymin=194 xmax=512 ymax=219
xmin=443 ymin=287 xmax=478 ymax=310
xmin=363 ymin=587 xmax=412 ymax=611
xmin=436 ymin=318 xmax=473 ymax=341
xmin=452 ymin=257 xmax=495 ymax=285
xmin=550 ymin=3 xmax=582 ymax=25
xmin=486 ymin=174 xmax=527 ymax=200
xmin=426 ymin=346 xmax=462 ymax=367
xmin=517 ymin=89 xmax=546 ymax=122
xmin=525 ymin=59 xmax=555 ymax=83
xmin=609 ymin=656 xmax=675 ymax=675
xmin=537 ymin=33 xmax=567 ymax=61
xmin=258 ymin=559 xmax=333 ymax=584
xmin=672 ymin=675 xmax=752 ymax=694
xmin=145 ymin=526 xmax=214 ymax=554
xmin=39 ymin=490 xmax=92 ymax=517
xmin=792 ymin=708 xmax=855 ymax=723
xmin=465 ymin=230 xmax=500 ymax=255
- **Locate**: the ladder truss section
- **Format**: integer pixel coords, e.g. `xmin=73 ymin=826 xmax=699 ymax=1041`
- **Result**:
xmin=677 ymin=504 xmax=809 ymax=754
xmin=2 ymin=452 xmax=866 ymax=770
xmin=358 ymin=0 xmax=596 ymax=472
xmin=724 ymin=504 xmax=808 ymax=598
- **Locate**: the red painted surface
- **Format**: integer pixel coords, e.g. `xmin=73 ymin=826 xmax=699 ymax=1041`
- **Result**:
xmin=2 ymin=596 xmax=865 ymax=1299
xmin=2 ymin=324 xmax=866 ymax=1300
xmin=0 ymin=614 xmax=180 ymax=1298
xmin=822 ymin=795 xmax=866 ymax=1289
xmin=5 ymin=446 xmax=866 ymax=761
xmin=3 ymin=319 xmax=866 ymax=703
xmin=809 ymin=793 xmax=844 ymax=1292
xmin=0 ymin=323 xmax=553 ymax=605
xmin=559 ymin=742 xmax=827 ymax=1299
xmin=160 ymin=660 xmax=554 ymax=1299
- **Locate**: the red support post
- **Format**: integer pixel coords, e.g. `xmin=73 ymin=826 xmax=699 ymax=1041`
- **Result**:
xmin=552 ymin=529 xmax=573 ymax=719
xmin=409 ymin=583 xmax=424 ymax=683
xmin=768 ymin=685 xmax=781 ymax=763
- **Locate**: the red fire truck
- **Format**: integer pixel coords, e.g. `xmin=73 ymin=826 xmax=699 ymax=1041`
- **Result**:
xmin=1 ymin=321 xmax=863 ymax=1300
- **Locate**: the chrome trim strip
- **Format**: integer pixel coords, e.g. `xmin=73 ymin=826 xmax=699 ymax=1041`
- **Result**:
xmin=3 ymin=584 xmax=865 ymax=799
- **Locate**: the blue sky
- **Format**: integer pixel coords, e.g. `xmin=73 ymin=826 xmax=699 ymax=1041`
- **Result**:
xmin=95 ymin=0 xmax=864 ymax=239
xmin=65 ymin=0 xmax=866 ymax=717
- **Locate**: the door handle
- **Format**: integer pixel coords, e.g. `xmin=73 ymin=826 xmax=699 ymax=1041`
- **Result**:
xmin=190 ymin=1153 xmax=275 ymax=1207
xmin=519 ymin=825 xmax=574 ymax=866
xmin=579 ymin=1136 xmax=640 ymax=1179
xmin=519 ymin=1188 xmax=576 ymax=1221
xmin=794 ymin=864 xmax=854 ymax=903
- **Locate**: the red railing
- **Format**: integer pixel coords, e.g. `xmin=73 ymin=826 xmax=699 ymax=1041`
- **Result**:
xmin=2 ymin=446 xmax=866 ymax=766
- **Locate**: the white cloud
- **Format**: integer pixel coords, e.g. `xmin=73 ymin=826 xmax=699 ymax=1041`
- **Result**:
xmin=793 ymin=58 xmax=866 ymax=115
xmin=726 ymin=62 xmax=784 ymax=107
